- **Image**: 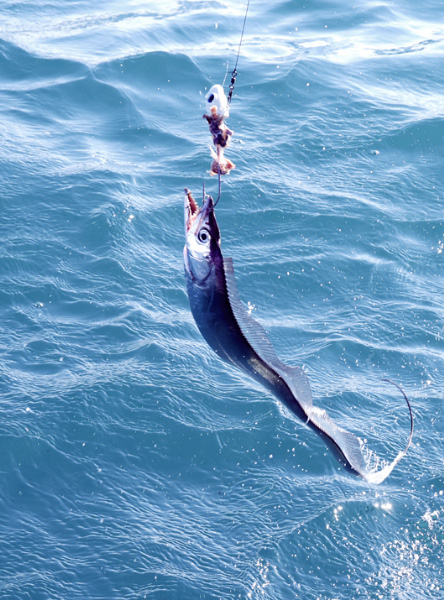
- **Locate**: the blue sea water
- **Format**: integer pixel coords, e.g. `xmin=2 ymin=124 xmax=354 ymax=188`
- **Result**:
xmin=1 ymin=0 xmax=443 ymax=598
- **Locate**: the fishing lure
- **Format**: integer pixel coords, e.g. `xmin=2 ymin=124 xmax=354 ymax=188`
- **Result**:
xmin=203 ymin=84 xmax=235 ymax=176
xmin=201 ymin=0 xmax=250 ymax=178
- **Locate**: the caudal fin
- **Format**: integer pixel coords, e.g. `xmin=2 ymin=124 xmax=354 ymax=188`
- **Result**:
xmin=304 ymin=378 xmax=413 ymax=483
xmin=363 ymin=379 xmax=414 ymax=484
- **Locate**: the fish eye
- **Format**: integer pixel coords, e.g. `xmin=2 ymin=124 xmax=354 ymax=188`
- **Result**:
xmin=207 ymin=94 xmax=214 ymax=103
xmin=198 ymin=228 xmax=210 ymax=243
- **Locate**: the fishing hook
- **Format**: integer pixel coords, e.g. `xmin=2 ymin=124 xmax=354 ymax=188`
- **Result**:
xmin=213 ymin=169 xmax=222 ymax=208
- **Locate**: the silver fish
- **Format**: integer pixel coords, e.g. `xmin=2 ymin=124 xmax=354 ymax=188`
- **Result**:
xmin=183 ymin=188 xmax=413 ymax=483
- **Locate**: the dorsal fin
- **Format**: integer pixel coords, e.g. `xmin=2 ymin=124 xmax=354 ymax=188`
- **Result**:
xmin=305 ymin=406 xmax=368 ymax=475
xmin=275 ymin=363 xmax=313 ymax=410
xmin=223 ymin=256 xmax=312 ymax=410
xmin=223 ymin=257 xmax=280 ymax=366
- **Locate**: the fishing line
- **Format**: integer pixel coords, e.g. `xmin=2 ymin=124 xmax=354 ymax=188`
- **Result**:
xmin=227 ymin=0 xmax=251 ymax=104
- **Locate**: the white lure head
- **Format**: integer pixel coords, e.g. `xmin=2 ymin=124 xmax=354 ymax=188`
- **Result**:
xmin=205 ymin=84 xmax=229 ymax=118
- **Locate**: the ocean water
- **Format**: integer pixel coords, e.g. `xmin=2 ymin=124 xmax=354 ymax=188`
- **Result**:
xmin=0 ymin=0 xmax=443 ymax=598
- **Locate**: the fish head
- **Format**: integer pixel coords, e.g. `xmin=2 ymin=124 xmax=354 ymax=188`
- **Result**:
xmin=184 ymin=188 xmax=221 ymax=283
xmin=205 ymin=84 xmax=229 ymax=119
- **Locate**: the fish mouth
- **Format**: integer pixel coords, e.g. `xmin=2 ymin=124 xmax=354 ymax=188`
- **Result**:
xmin=184 ymin=188 xmax=199 ymax=231
xmin=184 ymin=188 xmax=212 ymax=232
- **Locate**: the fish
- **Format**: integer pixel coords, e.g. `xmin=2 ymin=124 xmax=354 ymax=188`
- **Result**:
xmin=183 ymin=188 xmax=413 ymax=483
xmin=203 ymin=84 xmax=235 ymax=176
